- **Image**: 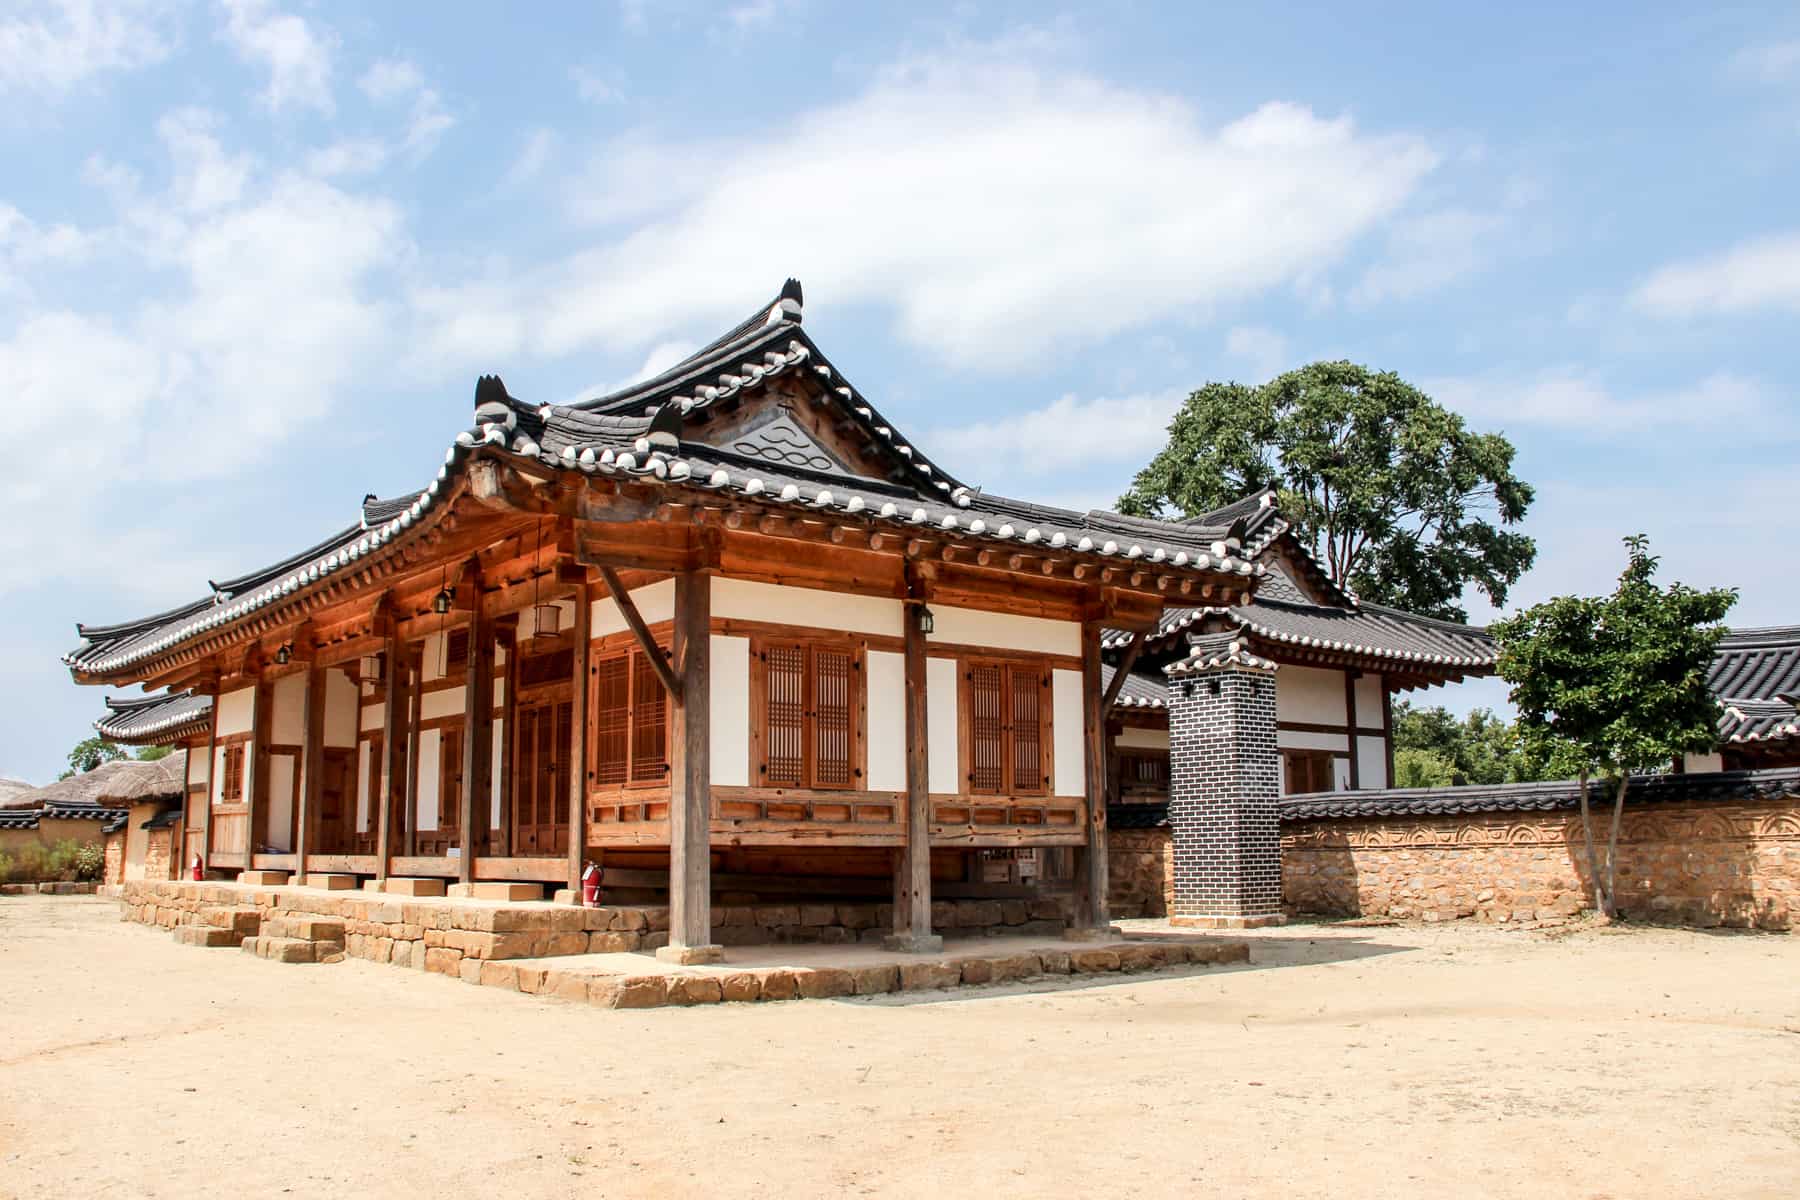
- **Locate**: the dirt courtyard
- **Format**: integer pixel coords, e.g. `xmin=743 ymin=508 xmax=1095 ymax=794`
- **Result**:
xmin=1 ymin=897 xmax=1795 ymax=1199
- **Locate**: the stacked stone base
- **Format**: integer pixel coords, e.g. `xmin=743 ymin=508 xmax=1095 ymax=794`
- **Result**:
xmin=0 ymin=882 xmax=101 ymax=896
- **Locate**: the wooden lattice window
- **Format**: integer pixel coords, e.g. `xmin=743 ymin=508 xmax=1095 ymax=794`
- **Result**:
xmin=220 ymin=745 xmax=245 ymax=803
xmin=589 ymin=644 xmax=670 ymax=788
xmin=960 ymin=660 xmax=1051 ymax=796
xmin=754 ymin=639 xmax=862 ymax=790
xmin=1118 ymin=751 xmax=1170 ymax=797
xmin=1283 ymin=749 xmax=1336 ymax=796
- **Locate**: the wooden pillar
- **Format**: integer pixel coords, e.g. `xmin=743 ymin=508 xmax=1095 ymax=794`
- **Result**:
xmin=886 ymin=600 xmax=941 ymax=951
xmin=661 ymin=570 xmax=720 ymax=963
xmin=495 ymin=621 xmax=518 ymax=858
xmin=1073 ymin=623 xmax=1112 ymax=935
xmin=376 ymin=639 xmax=409 ymax=884
xmin=295 ymin=664 xmax=326 ymax=884
xmin=246 ymin=677 xmax=272 ymax=869
xmin=461 ymin=608 xmax=494 ymax=884
xmin=566 ymin=581 xmax=592 ymax=894
xmin=199 ymin=703 xmax=218 ymax=875
xmin=402 ymin=648 xmax=422 ymax=858
xmin=1344 ymin=670 xmax=1361 ymax=791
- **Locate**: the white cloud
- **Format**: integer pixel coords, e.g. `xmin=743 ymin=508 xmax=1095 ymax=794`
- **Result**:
xmin=1224 ymin=325 xmax=1288 ymax=381
xmin=1728 ymin=40 xmax=1800 ymax=84
xmin=722 ymin=1 xmax=793 ymax=34
xmin=415 ymin=42 xmax=1437 ymax=375
xmin=927 ymin=389 xmax=1183 ymax=479
xmin=570 ymin=340 xmax=702 ymax=404
xmin=359 ymin=56 xmax=453 ymax=161
xmin=218 ymin=0 xmax=336 ymax=115
xmin=306 ymin=137 xmax=389 ymax=177
xmin=0 ymin=0 xmax=174 ymax=94
xmin=571 ymin=65 xmax=623 ymax=104
xmin=0 ymin=113 xmax=403 ymax=594
xmin=1631 ymin=231 xmax=1800 ymax=318
xmin=1349 ymin=207 xmax=1508 ymax=306
xmin=1424 ymin=367 xmax=1776 ymax=435
xmin=505 ymin=128 xmax=557 ymax=187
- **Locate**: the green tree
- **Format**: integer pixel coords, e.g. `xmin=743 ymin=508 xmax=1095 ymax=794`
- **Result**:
xmin=1491 ymin=536 xmax=1734 ymax=917
xmin=61 ymin=736 xmax=129 ymax=779
xmin=133 ymin=745 xmax=173 ymax=762
xmin=1117 ymin=362 xmax=1535 ymax=620
xmin=1392 ymin=701 xmax=1551 ymax=785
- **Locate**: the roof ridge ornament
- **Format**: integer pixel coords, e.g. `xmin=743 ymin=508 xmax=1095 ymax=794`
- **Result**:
xmin=646 ymin=402 xmax=683 ymax=450
xmin=768 ymin=277 xmax=804 ymax=326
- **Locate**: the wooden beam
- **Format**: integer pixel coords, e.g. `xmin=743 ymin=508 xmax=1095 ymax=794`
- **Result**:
xmin=1075 ymin=623 xmax=1110 ymax=932
xmin=664 ymin=570 xmax=718 ymax=960
xmin=459 ymin=591 xmax=494 ymax=884
xmin=593 ymin=562 xmax=682 ymax=701
xmin=294 ymin=664 xmax=326 ymax=885
xmin=376 ymin=636 xmax=409 ymax=883
xmin=566 ymin=578 xmax=592 ymax=895
xmin=1101 ymin=630 xmax=1147 ymax=716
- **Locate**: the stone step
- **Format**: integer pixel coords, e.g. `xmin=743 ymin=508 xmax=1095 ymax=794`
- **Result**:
xmin=261 ymin=915 xmax=346 ymax=944
xmin=238 ymin=870 xmax=290 ymax=887
xmin=172 ymin=925 xmax=239 ymax=948
xmin=241 ymin=935 xmax=345 ymax=964
xmin=381 ymin=877 xmax=447 ymax=898
xmin=447 ymin=882 xmax=543 ymax=902
xmin=197 ymin=905 xmax=262 ymax=935
xmin=307 ymin=873 xmax=359 ymax=891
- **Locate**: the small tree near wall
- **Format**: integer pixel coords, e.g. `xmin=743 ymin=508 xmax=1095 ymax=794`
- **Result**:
xmin=1490 ymin=536 xmax=1735 ymax=917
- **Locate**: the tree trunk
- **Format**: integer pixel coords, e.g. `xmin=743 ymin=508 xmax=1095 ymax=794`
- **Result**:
xmin=1604 ymin=774 xmax=1630 ymax=921
xmin=1575 ymin=769 xmax=1609 ymax=918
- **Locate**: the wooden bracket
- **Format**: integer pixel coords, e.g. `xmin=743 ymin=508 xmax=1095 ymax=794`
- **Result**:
xmin=1100 ymin=629 xmax=1147 ymax=717
xmin=594 ymin=562 xmax=682 ymax=701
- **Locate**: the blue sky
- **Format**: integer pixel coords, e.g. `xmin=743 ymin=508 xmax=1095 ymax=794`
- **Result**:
xmin=4 ymin=0 xmax=1797 ymax=784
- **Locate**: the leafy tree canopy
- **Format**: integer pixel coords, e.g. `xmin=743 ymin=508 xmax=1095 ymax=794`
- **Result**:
xmin=1117 ymin=361 xmax=1535 ymax=620
xmin=57 ymin=737 xmax=169 ymax=780
xmin=1391 ymin=702 xmax=1585 ymax=787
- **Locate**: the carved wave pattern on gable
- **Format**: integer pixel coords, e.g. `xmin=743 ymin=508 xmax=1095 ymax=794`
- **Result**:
xmin=729 ymin=413 xmax=844 ymax=473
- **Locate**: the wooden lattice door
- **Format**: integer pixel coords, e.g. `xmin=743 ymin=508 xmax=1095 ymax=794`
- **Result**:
xmin=513 ymin=697 xmax=572 ymax=855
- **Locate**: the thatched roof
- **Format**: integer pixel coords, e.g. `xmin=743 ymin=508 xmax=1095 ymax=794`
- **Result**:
xmin=0 ymin=777 xmax=37 ymax=809
xmin=13 ymin=753 xmax=186 ymax=809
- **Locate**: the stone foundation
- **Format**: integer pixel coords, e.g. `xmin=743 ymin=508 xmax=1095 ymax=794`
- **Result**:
xmin=1108 ymin=828 xmax=1172 ymax=918
xmin=1283 ymin=798 xmax=1799 ymax=929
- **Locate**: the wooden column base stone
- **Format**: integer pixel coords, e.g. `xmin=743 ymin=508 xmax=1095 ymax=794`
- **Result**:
xmin=881 ymin=932 xmax=944 ymax=954
xmin=447 ymin=882 xmax=543 ymax=902
xmin=1169 ymin=914 xmax=1285 ymax=930
xmin=237 ymin=870 xmax=290 ymax=887
xmin=1063 ymin=925 xmax=1122 ymax=943
xmin=655 ymin=944 xmax=724 ymax=966
xmin=378 ymin=877 xmax=447 ymax=898
xmin=307 ymin=873 xmax=359 ymax=891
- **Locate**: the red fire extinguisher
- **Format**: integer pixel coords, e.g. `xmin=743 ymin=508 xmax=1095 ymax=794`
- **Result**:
xmin=191 ymin=853 xmax=203 ymax=882
xmin=581 ymin=861 xmax=601 ymax=908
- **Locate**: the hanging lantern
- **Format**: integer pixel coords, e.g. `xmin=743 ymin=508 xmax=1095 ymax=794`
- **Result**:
xmin=433 ymin=587 xmax=454 ymax=614
xmin=531 ymin=603 xmax=562 ymax=640
xmin=360 ymin=654 xmax=384 ymax=683
xmin=917 ymin=606 xmax=935 ymax=635
xmin=274 ymin=643 xmax=292 ymax=665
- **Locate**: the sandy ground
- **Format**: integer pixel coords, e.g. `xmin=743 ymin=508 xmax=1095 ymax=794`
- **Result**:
xmin=1 ymin=898 xmax=1795 ymax=1200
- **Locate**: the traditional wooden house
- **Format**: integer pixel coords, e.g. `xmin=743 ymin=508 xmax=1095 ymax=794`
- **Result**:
xmin=1100 ymin=489 xmax=1497 ymax=805
xmin=1688 ymin=625 xmax=1800 ymax=771
xmin=67 ymin=281 xmax=1283 ymax=955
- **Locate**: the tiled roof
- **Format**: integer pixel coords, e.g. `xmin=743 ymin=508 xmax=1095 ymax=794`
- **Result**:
xmin=95 ymin=692 xmax=213 ymax=745
xmin=1280 ymin=767 xmax=1800 ymax=820
xmin=67 ymin=282 xmax=1270 ymax=681
xmin=1101 ymin=662 xmax=1168 ymax=709
xmin=1 ymin=801 xmax=129 ymax=829
xmin=1110 ymin=596 xmax=1494 ymax=673
xmin=1166 ymin=632 xmax=1278 ymax=675
xmin=1711 ymin=626 xmax=1800 ymax=746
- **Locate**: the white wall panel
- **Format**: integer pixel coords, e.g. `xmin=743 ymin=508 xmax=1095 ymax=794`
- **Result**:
xmin=490 ymin=721 xmax=505 ymax=825
xmin=1278 ymin=729 xmax=1350 ymax=753
xmin=1052 ymin=669 xmax=1086 ymax=797
xmin=271 ymin=673 xmax=306 ymax=745
xmin=217 ymin=686 xmax=256 ymax=736
xmin=711 ymin=634 xmax=751 ymax=787
xmin=928 ymin=606 xmax=1080 ymax=657
xmin=360 ymin=703 xmax=384 ymax=732
xmin=714 ymin=578 xmax=903 ymax=637
xmin=1356 ymin=735 xmax=1389 ymax=789
xmin=592 ymin=580 xmax=673 ymax=637
xmin=1116 ymin=726 xmax=1169 ymax=751
xmin=356 ymin=742 xmax=372 ymax=831
xmin=324 ymin=670 xmax=359 ymax=748
xmin=420 ymin=686 xmax=465 ymax=721
xmin=865 ymin=650 xmax=906 ymax=791
xmin=416 ymin=729 xmax=440 ymax=830
xmin=266 ymin=755 xmax=295 ymax=851
xmin=187 ymin=746 xmax=210 ymax=785
xmin=926 ymin=657 xmax=959 ymax=794
xmin=1276 ymin=665 xmax=1347 ymax=726
xmin=1353 ymin=673 xmax=1384 ymax=728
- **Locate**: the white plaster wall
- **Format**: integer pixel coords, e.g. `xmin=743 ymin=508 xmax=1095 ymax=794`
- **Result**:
xmin=271 ymin=673 xmax=306 ymax=745
xmin=1116 ymin=726 xmax=1169 ymax=751
xmin=1353 ymin=673 xmax=1384 ymax=729
xmin=1052 ymin=668 xmax=1085 ymax=797
xmin=1278 ymin=729 xmax=1350 ymax=753
xmin=124 ymin=802 xmax=153 ymax=882
xmin=360 ymin=703 xmax=384 ymax=732
xmin=714 ymin=578 xmax=903 ymax=637
xmin=1357 ymin=735 xmax=1389 ymax=789
xmin=928 ymin=606 xmax=1080 ymax=657
xmin=356 ymin=741 xmax=372 ymax=831
xmin=1276 ymin=665 xmax=1348 ymax=727
xmin=711 ymin=634 xmax=751 ymax=787
xmin=865 ymin=649 xmax=905 ymax=791
xmin=416 ymin=729 xmax=441 ymax=830
xmin=1684 ymin=752 xmax=1725 ymax=773
xmin=1332 ymin=756 xmax=1352 ymax=790
xmin=592 ymin=580 xmax=672 ymax=637
xmin=266 ymin=754 xmax=295 ymax=851
xmin=521 ymin=598 xmax=577 ymax=641
xmin=186 ymin=746 xmax=210 ymax=786
xmin=420 ymin=686 xmax=466 ymax=722
xmin=926 ymin=657 xmax=959 ymax=793
xmin=490 ymin=721 xmax=505 ymax=826
xmin=324 ymin=670 xmax=359 ymax=748
xmin=216 ymin=686 xmax=256 ymax=736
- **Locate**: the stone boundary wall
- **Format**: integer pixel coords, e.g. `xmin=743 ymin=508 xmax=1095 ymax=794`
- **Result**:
xmin=1283 ymin=798 xmax=1798 ymax=930
xmin=1109 ymin=829 xmax=1172 ymax=918
xmin=119 ymin=882 xmax=1073 ymax=978
xmin=0 ymin=881 xmax=101 ymax=896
